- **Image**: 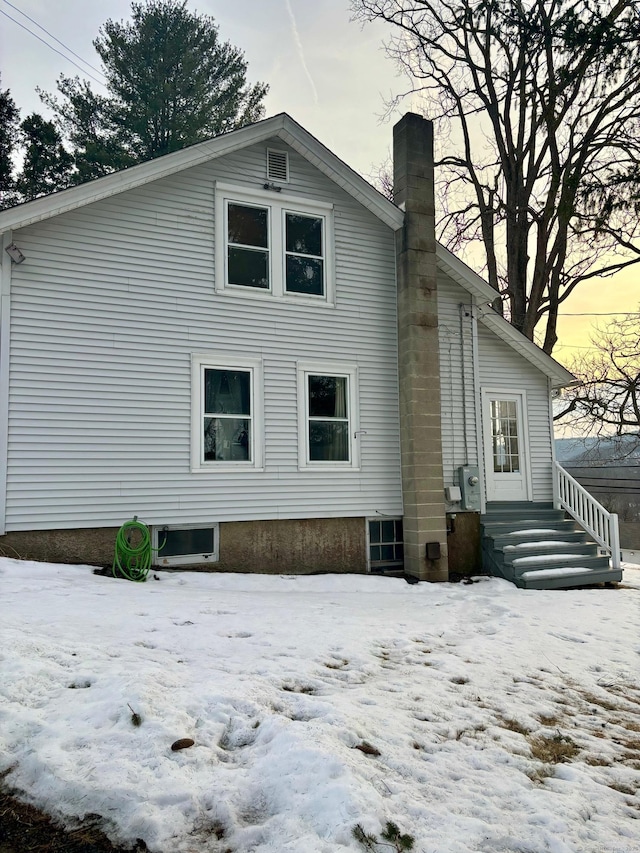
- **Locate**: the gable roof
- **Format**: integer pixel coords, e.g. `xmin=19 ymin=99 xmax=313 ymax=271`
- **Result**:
xmin=0 ymin=111 xmax=573 ymax=387
xmin=0 ymin=113 xmax=404 ymax=234
xmin=436 ymin=244 xmax=574 ymax=387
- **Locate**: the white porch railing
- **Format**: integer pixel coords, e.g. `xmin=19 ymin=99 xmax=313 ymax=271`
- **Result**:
xmin=554 ymin=461 xmax=621 ymax=570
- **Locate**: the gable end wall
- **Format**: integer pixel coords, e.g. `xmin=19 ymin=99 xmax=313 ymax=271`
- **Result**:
xmin=4 ymin=141 xmax=403 ymax=533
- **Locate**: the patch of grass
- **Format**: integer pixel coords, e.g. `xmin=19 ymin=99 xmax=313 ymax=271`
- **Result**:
xmin=584 ymin=755 xmax=611 ymax=767
xmin=614 ymin=719 xmax=640 ymax=733
xmin=580 ymin=691 xmax=620 ymax=712
xmin=617 ymin=736 xmax=640 ymax=752
xmin=529 ymin=733 xmax=579 ymax=764
xmin=450 ymin=676 xmax=469 ymax=685
xmin=0 ymin=788 xmax=144 ymax=852
xmin=500 ymin=718 xmax=531 ymax=736
xmin=538 ymin=714 xmax=562 ymax=727
xmin=608 ymin=781 xmax=638 ymax=796
xmin=527 ymin=765 xmax=555 ymax=784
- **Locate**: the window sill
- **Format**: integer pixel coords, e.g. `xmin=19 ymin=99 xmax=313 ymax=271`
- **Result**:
xmin=214 ymin=285 xmax=336 ymax=309
xmin=191 ymin=464 xmax=265 ymax=474
xmin=298 ymin=464 xmax=361 ymax=472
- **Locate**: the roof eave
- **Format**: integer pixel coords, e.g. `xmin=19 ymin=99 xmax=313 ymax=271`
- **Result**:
xmin=478 ymin=308 xmax=575 ymax=388
xmin=0 ymin=113 xmax=404 ymax=234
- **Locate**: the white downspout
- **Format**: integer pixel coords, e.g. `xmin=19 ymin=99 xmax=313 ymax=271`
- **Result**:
xmin=470 ymin=300 xmax=485 ymax=514
xmin=0 ymin=231 xmax=13 ymax=535
xmin=548 ymin=377 xmax=560 ymax=510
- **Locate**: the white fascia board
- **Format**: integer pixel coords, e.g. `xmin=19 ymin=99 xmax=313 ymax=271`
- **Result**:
xmin=435 ymin=244 xmax=498 ymax=302
xmin=478 ymin=307 xmax=575 ymax=388
xmin=279 ymin=124 xmax=404 ymax=231
xmin=434 ymin=243 xmax=574 ymax=388
xmin=0 ymin=114 xmax=291 ymax=234
xmin=0 ymin=112 xmax=404 ymax=234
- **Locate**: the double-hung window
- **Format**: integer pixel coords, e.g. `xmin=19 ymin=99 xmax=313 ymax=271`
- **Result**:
xmin=297 ymin=362 xmax=359 ymax=469
xmin=215 ymin=183 xmax=334 ymax=304
xmin=227 ymin=203 xmax=270 ymax=289
xmin=191 ymin=355 xmax=263 ymax=471
xmin=285 ymin=212 xmax=324 ymax=296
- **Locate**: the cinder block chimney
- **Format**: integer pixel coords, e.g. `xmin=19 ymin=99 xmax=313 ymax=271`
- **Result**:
xmin=393 ymin=113 xmax=448 ymax=582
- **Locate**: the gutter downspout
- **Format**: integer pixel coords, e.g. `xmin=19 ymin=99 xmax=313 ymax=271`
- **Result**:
xmin=0 ymin=231 xmax=13 ymax=535
xmin=470 ymin=301 xmax=486 ymax=514
xmin=548 ymin=377 xmax=560 ymax=510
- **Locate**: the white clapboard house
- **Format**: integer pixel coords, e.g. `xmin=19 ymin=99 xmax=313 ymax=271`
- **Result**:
xmin=0 ymin=113 xmax=622 ymax=588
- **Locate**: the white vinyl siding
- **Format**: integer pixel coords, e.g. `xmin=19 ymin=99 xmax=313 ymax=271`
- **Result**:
xmin=477 ymin=324 xmax=554 ymax=502
xmin=437 ymin=273 xmax=478 ymax=498
xmin=4 ymin=141 xmax=402 ymax=530
xmin=438 ymin=272 xmax=554 ymax=505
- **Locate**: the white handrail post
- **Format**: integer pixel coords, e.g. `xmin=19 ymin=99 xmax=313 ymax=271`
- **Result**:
xmin=610 ymin=513 xmax=621 ymax=570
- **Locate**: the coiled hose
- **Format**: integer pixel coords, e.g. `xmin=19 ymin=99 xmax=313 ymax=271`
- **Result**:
xmin=112 ymin=517 xmax=153 ymax=582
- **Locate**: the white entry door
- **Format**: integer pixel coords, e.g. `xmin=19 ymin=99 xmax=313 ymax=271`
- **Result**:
xmin=482 ymin=390 xmax=532 ymax=502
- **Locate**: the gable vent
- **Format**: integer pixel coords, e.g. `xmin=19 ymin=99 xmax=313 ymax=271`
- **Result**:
xmin=267 ymin=149 xmax=289 ymax=182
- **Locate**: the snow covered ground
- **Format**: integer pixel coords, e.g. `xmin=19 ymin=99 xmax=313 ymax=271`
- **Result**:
xmin=1 ymin=559 xmax=639 ymax=853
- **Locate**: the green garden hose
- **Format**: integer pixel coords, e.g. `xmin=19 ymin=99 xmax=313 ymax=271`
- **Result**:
xmin=112 ymin=517 xmax=154 ymax=582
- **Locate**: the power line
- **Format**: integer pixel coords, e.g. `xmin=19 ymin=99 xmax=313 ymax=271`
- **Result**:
xmin=560 ymin=312 xmax=639 ymax=317
xmin=0 ymin=7 xmax=106 ymax=88
xmin=2 ymin=0 xmax=105 ymax=78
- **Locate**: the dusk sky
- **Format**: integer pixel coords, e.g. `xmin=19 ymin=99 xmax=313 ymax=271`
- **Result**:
xmin=1 ymin=0 xmax=637 ymax=363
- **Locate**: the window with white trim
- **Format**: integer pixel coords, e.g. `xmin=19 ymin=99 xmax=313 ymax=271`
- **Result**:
xmin=297 ymin=362 xmax=359 ymax=469
xmin=153 ymin=523 xmax=219 ymax=567
xmin=191 ymin=355 xmax=263 ymax=471
xmin=215 ymin=183 xmax=334 ymax=304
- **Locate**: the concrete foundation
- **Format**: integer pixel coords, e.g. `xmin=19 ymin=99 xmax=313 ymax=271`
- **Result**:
xmin=0 ymin=527 xmax=119 ymax=566
xmin=0 ymin=517 xmax=368 ymax=574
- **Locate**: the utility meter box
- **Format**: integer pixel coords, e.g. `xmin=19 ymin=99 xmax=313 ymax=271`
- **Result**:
xmin=458 ymin=465 xmax=481 ymax=511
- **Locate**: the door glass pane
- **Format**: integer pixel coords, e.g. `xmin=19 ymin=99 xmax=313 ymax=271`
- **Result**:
xmin=491 ymin=398 xmax=520 ymax=473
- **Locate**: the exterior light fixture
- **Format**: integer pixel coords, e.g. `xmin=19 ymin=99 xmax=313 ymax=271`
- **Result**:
xmin=5 ymin=243 xmax=25 ymax=264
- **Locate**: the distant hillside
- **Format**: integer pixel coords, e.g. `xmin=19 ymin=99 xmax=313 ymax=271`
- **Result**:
xmin=555 ymin=435 xmax=640 ymax=466
xmin=555 ymin=435 xmax=640 ymax=547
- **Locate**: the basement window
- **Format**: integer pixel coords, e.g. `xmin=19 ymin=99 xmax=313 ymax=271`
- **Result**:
xmin=368 ymin=518 xmax=404 ymax=572
xmin=152 ymin=523 xmax=219 ymax=567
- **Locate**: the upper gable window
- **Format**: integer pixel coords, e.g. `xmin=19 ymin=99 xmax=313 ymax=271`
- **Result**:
xmin=215 ymin=182 xmax=334 ymax=306
xmin=227 ymin=203 xmax=270 ymax=289
xmin=285 ymin=212 xmax=324 ymax=296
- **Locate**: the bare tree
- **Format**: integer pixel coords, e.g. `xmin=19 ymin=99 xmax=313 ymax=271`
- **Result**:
xmin=555 ymin=311 xmax=640 ymax=437
xmin=352 ymin=0 xmax=640 ymax=353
